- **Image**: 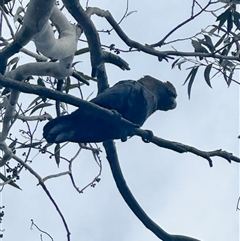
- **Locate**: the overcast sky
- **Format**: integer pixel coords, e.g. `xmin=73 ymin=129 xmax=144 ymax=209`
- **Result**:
xmin=2 ymin=1 xmax=239 ymax=241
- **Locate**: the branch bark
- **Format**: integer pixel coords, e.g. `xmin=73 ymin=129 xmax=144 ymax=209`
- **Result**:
xmin=104 ymin=141 xmax=201 ymax=241
xmin=62 ymin=0 xmax=109 ymax=92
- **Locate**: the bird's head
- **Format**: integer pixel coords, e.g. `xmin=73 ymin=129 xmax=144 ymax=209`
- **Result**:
xmin=138 ymin=75 xmax=177 ymax=111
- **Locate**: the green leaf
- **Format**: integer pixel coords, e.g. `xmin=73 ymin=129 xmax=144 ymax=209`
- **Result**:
xmin=204 ymin=64 xmax=213 ymax=88
xmin=72 ymin=61 xmax=82 ymax=67
xmin=184 ymin=67 xmax=199 ymax=99
xmin=203 ymin=35 xmax=215 ymax=52
xmin=2 ymin=87 xmax=10 ymax=96
xmin=63 ymin=83 xmax=79 ymax=91
xmin=208 ymin=26 xmax=219 ymax=37
xmin=0 ymin=173 xmax=22 ymax=190
xmin=183 ymin=67 xmax=196 ymax=85
xmin=171 ymin=58 xmax=180 ymax=69
xmin=216 ymin=8 xmax=231 ymax=31
xmin=30 ymin=103 xmax=53 ymax=115
xmin=64 ymin=77 xmax=71 ymax=94
xmin=8 ymin=139 xmax=17 ymax=150
xmin=7 ymin=57 xmax=19 ymax=66
xmin=227 ymin=11 xmax=233 ymax=33
xmin=221 ymin=48 xmax=229 ymax=56
xmin=223 ymin=71 xmax=228 ymax=85
xmin=86 ymin=91 xmax=95 ymax=101
xmin=18 ymin=141 xmax=43 ymax=149
xmin=6 ymin=57 xmax=19 ymax=72
xmin=27 ymin=96 xmax=42 ymax=109
xmin=37 ymin=78 xmax=47 ymax=102
xmin=233 ymin=11 xmax=240 ymax=30
xmin=75 ymin=71 xmax=96 ymax=81
xmin=44 ymin=142 xmax=54 ymax=148
xmin=75 ymin=47 xmax=90 ymax=56
xmin=227 ymin=70 xmax=234 ymax=86
xmin=175 ymin=59 xmax=187 ymax=70
xmin=214 ymin=33 xmax=227 ymax=49
xmin=41 ymin=143 xmax=54 ymax=152
xmin=220 ymin=60 xmax=235 ymax=71
xmin=54 ymin=144 xmax=61 ymax=167
xmin=191 ymin=40 xmax=201 ymax=51
xmin=191 ymin=40 xmax=208 ymax=60
xmin=219 ymin=49 xmax=228 ymax=65
xmin=37 ymin=77 xmax=45 ymax=87
xmin=0 ymin=0 xmax=13 ymax=8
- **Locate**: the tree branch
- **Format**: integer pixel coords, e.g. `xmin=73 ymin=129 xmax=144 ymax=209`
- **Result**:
xmin=0 ymin=74 xmax=137 ymax=129
xmin=150 ymin=0 xmax=213 ymax=47
xmin=103 ymin=141 xmax=201 ymax=241
xmin=13 ymin=154 xmax=71 ymax=241
xmin=102 ymin=51 xmax=130 ymax=70
xmin=0 ymin=0 xmax=56 ymax=74
xmin=62 ymin=0 xmax=109 ymax=92
xmin=85 ymin=7 xmax=240 ymax=63
xmin=133 ymin=128 xmax=240 ymax=167
xmin=0 ymin=74 xmax=238 ymax=167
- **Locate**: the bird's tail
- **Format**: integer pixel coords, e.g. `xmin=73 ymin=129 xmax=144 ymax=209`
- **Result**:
xmin=43 ymin=115 xmax=75 ymax=143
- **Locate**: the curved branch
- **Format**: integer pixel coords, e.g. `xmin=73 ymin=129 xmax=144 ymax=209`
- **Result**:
xmin=102 ymin=51 xmax=130 ymax=70
xmin=0 ymin=74 xmax=137 ymax=129
xmin=17 ymin=113 xmax=53 ymax=121
xmin=150 ymin=0 xmax=213 ymax=47
xmin=133 ymin=128 xmax=240 ymax=167
xmin=34 ymin=6 xmax=82 ymax=60
xmin=13 ymin=154 xmax=71 ymax=241
xmin=85 ymin=7 xmax=240 ymax=63
xmin=62 ymin=0 xmax=109 ymax=92
xmin=85 ymin=7 xmax=172 ymax=61
xmin=103 ymin=141 xmax=201 ymax=241
xmin=0 ymin=74 xmax=238 ymax=167
xmin=0 ymin=141 xmax=12 ymax=167
xmin=0 ymin=0 xmax=56 ymax=74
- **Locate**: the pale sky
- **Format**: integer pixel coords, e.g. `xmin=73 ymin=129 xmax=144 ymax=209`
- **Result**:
xmin=2 ymin=1 xmax=239 ymax=241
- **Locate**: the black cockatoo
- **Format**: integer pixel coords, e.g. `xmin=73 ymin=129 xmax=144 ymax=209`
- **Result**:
xmin=43 ymin=75 xmax=177 ymax=143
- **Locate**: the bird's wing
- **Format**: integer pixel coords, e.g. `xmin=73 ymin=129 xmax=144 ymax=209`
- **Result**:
xmin=91 ymin=80 xmax=152 ymax=125
xmin=43 ymin=111 xmax=125 ymax=143
xmin=43 ymin=79 xmax=158 ymax=144
xmin=90 ymin=80 xmax=135 ymax=110
xmin=43 ymin=114 xmax=79 ymax=143
xmin=43 ymin=81 xmax=136 ymax=144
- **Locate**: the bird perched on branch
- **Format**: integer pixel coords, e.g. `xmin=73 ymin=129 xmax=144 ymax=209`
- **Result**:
xmin=43 ymin=75 xmax=177 ymax=143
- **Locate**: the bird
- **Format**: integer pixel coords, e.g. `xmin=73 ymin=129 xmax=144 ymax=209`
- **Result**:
xmin=43 ymin=75 xmax=177 ymax=143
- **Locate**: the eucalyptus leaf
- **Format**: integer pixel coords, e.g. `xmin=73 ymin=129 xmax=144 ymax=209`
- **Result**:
xmin=30 ymin=103 xmax=53 ymax=115
xmin=204 ymin=64 xmax=213 ymax=88
xmin=0 ymin=173 xmax=21 ymax=190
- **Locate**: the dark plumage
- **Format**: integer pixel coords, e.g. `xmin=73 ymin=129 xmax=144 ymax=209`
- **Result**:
xmin=43 ymin=75 xmax=177 ymax=143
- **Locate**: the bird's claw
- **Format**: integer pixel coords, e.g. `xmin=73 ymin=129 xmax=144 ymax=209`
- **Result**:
xmin=110 ymin=110 xmax=128 ymax=142
xmin=142 ymin=130 xmax=153 ymax=143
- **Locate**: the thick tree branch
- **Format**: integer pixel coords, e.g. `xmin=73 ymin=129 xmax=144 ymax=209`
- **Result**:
xmin=104 ymin=141 xmax=201 ymax=241
xmin=34 ymin=5 xmax=82 ymax=60
xmin=85 ymin=7 xmax=240 ymax=63
xmin=0 ymin=74 xmax=238 ymax=167
xmin=0 ymin=0 xmax=56 ymax=74
xmin=0 ymin=74 xmax=137 ymax=129
xmin=86 ymin=7 xmax=170 ymax=61
xmin=62 ymin=0 xmax=109 ymax=92
xmin=102 ymin=51 xmax=130 ymax=70
xmin=2 ymin=6 xmax=82 ymax=141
